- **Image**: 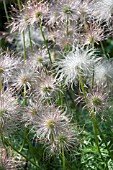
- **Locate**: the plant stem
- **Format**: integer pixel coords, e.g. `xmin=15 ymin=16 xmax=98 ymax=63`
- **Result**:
xmin=95 ymin=119 xmax=113 ymax=160
xmin=78 ymin=73 xmax=88 ymax=106
xmin=23 ymin=84 xmax=26 ymax=106
xmin=28 ymin=25 xmax=33 ymax=51
xmin=66 ymin=15 xmax=69 ymax=35
xmin=3 ymin=0 xmax=10 ymax=23
xmin=0 ymin=76 xmax=2 ymax=92
xmin=22 ymin=30 xmax=27 ymax=62
xmin=91 ymin=110 xmax=108 ymax=169
xmin=39 ymin=19 xmax=52 ymax=64
xmin=17 ymin=0 xmax=21 ymax=10
xmin=100 ymin=41 xmax=106 ymax=56
xmin=62 ymin=142 xmax=66 ymax=170
xmin=78 ymin=73 xmax=108 ymax=169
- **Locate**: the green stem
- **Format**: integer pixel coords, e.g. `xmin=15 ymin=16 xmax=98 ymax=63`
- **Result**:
xmin=23 ymin=84 xmax=26 ymax=106
xmin=19 ymin=128 xmax=27 ymax=152
xmin=39 ymin=19 xmax=52 ymax=64
xmin=28 ymin=25 xmax=33 ymax=51
xmin=0 ymin=76 xmax=2 ymax=92
xmin=78 ymin=73 xmax=88 ymax=106
xmin=26 ymin=133 xmax=37 ymax=165
xmin=17 ymin=0 xmax=21 ymax=10
xmin=78 ymin=74 xmax=108 ymax=169
xmin=3 ymin=0 xmax=10 ymax=23
xmin=100 ymin=41 xmax=106 ymax=56
xmin=91 ymin=111 xmax=108 ymax=169
xmin=91 ymin=65 xmax=94 ymax=89
xmin=62 ymin=143 xmax=66 ymax=170
xmin=22 ymin=30 xmax=27 ymax=62
xmin=95 ymin=119 xmax=113 ymax=160
xmin=66 ymin=14 xmax=69 ymax=35
xmin=91 ymin=39 xmax=95 ymax=52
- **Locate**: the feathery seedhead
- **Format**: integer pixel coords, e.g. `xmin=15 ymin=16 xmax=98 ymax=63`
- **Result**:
xmin=26 ymin=0 xmax=49 ymax=26
xmin=47 ymin=0 xmax=77 ymax=27
xmin=24 ymin=100 xmax=42 ymax=123
xmin=87 ymin=86 xmax=109 ymax=112
xmin=33 ymin=70 xmax=57 ymax=101
xmin=31 ymin=105 xmax=70 ymax=142
xmin=0 ymin=148 xmax=17 ymax=170
xmin=93 ymin=58 xmax=113 ymax=87
xmin=81 ymin=21 xmax=106 ymax=45
xmin=0 ymin=50 xmax=20 ymax=83
xmin=0 ymin=89 xmax=19 ymax=118
xmin=76 ymin=0 xmax=91 ymax=19
xmin=0 ymin=88 xmax=20 ymax=135
xmin=0 ymin=148 xmax=25 ymax=170
xmin=55 ymin=46 xmax=96 ymax=86
xmin=10 ymin=0 xmax=48 ymax=33
xmin=29 ymin=48 xmax=55 ymax=70
xmin=90 ymin=0 xmax=113 ymax=22
xmin=11 ymin=60 xmax=38 ymax=93
xmin=49 ymin=127 xmax=78 ymax=154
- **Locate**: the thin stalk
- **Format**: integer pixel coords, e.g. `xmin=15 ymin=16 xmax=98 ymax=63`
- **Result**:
xmin=91 ymin=66 xmax=95 ymax=89
xmin=78 ymin=74 xmax=108 ymax=168
xmin=100 ymin=41 xmax=106 ymax=56
xmin=59 ymin=90 xmax=63 ymax=106
xmin=91 ymin=111 xmax=108 ymax=169
xmin=3 ymin=0 xmax=10 ymax=23
xmin=19 ymin=139 xmax=25 ymax=152
xmin=90 ymin=41 xmax=95 ymax=89
xmin=78 ymin=73 xmax=88 ymax=106
xmin=39 ymin=19 xmax=52 ymax=64
xmin=0 ymin=76 xmax=2 ymax=92
xmin=23 ymin=84 xmax=27 ymax=106
xmin=91 ymin=39 xmax=95 ymax=52
xmin=66 ymin=14 xmax=69 ymax=35
xmin=28 ymin=25 xmax=33 ymax=51
xmin=22 ymin=30 xmax=27 ymax=62
xmin=95 ymin=120 xmax=113 ymax=160
xmin=17 ymin=0 xmax=21 ymax=10
xmin=26 ymin=134 xmax=38 ymax=165
xmin=53 ymin=38 xmax=56 ymax=59
xmin=62 ymin=143 xmax=66 ymax=170
xmin=19 ymin=128 xmax=27 ymax=152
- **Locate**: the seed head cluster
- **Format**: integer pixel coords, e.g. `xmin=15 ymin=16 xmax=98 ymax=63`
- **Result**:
xmin=0 ymin=0 xmax=113 ymax=165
